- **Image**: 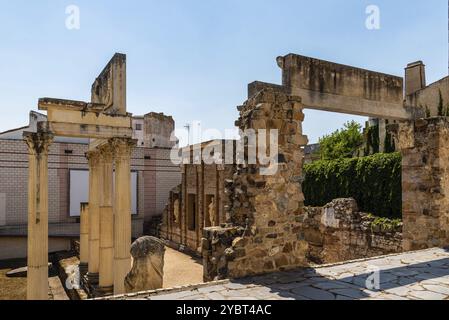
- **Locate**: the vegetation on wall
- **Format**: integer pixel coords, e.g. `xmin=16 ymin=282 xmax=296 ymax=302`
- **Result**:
xmin=384 ymin=131 xmax=396 ymax=154
xmin=366 ymin=214 xmax=402 ymax=233
xmin=363 ymin=124 xmax=379 ymax=156
xmin=318 ymin=121 xmax=364 ymax=160
xmin=303 ymin=152 xmax=402 ymax=219
xmin=425 ymin=105 xmax=431 ymax=118
xmin=438 ymin=89 xmax=444 ymax=116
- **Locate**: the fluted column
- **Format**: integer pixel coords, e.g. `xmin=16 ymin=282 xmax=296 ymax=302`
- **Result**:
xmin=86 ymin=151 xmax=101 ymax=284
xmin=98 ymin=144 xmax=114 ymax=293
xmin=112 ymin=138 xmax=136 ymax=295
xmin=24 ymin=132 xmax=53 ymax=300
xmin=79 ymin=203 xmax=89 ymax=276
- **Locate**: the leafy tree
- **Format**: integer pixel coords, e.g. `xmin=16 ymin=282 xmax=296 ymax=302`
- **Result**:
xmin=318 ymin=121 xmax=364 ymax=160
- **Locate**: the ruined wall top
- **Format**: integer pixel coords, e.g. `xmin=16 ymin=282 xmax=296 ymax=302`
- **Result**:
xmin=143 ymin=112 xmax=176 ymax=149
xmin=91 ymin=53 xmax=127 ymax=115
xmin=405 ymin=76 xmax=449 ymax=117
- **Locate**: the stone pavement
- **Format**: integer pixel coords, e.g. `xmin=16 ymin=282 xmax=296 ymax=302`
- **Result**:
xmin=105 ymin=248 xmax=449 ymax=300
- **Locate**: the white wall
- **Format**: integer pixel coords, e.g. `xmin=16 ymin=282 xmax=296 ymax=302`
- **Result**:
xmin=69 ymin=170 xmax=138 ymax=216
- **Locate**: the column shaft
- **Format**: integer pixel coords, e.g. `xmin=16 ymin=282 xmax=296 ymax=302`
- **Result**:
xmin=113 ymin=139 xmax=135 ymax=295
xmin=99 ymin=146 xmax=114 ymax=291
xmin=25 ymin=132 xmax=53 ymax=300
xmin=79 ymin=203 xmax=89 ymax=275
xmin=87 ymin=152 xmax=101 ymax=284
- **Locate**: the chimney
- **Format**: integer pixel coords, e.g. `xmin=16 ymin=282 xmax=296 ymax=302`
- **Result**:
xmin=405 ymin=61 xmax=426 ymax=96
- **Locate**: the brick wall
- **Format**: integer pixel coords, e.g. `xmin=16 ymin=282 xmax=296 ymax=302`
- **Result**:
xmin=0 ymin=139 xmax=181 ymax=245
xmin=155 ymin=149 xmax=181 ymax=218
xmin=160 ymin=161 xmax=234 ymax=255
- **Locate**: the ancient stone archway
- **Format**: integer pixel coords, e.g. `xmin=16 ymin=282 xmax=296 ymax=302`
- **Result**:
xmin=24 ymin=54 xmax=136 ymax=300
xmin=203 ymin=54 xmax=445 ymax=282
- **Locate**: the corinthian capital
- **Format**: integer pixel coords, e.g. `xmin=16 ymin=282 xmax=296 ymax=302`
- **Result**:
xmin=23 ymin=132 xmax=54 ymax=156
xmin=111 ymin=138 xmax=137 ymax=160
xmin=86 ymin=150 xmax=101 ymax=168
xmin=98 ymin=142 xmax=115 ymax=163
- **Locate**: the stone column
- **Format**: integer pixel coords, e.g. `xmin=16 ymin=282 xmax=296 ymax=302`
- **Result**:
xmin=112 ymin=138 xmax=136 ymax=295
xmin=79 ymin=203 xmax=89 ymax=276
xmin=24 ymin=132 xmax=53 ymax=300
xmin=391 ymin=118 xmax=449 ymax=251
xmin=197 ymin=165 xmax=204 ymax=252
xmin=203 ymin=88 xmax=309 ymax=281
xmin=181 ymin=165 xmax=187 ymax=245
xmin=98 ymin=144 xmax=114 ymax=293
xmin=86 ymin=151 xmax=101 ymax=285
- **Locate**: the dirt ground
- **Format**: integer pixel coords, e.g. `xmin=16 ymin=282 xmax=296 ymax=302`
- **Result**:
xmin=0 ymin=247 xmax=203 ymax=300
xmin=163 ymin=247 xmax=204 ymax=288
xmin=0 ymin=259 xmax=27 ymax=300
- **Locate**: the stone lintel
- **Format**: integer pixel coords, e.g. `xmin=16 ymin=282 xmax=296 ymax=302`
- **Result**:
xmin=266 ymin=53 xmax=427 ymax=120
xmin=291 ymin=86 xmax=421 ymax=120
xmin=48 ymin=122 xmax=132 ymax=139
xmin=247 ymin=81 xmax=423 ymax=120
xmin=46 ymin=107 xmax=131 ymax=127
xmin=38 ymin=98 xmax=105 ymax=112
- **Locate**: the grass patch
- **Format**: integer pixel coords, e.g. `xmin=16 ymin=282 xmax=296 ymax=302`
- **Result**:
xmin=366 ymin=214 xmax=402 ymax=233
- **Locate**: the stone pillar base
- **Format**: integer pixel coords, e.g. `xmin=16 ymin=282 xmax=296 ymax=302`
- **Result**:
xmin=96 ymin=286 xmax=114 ymax=297
xmin=86 ymin=272 xmax=99 ymax=285
xmin=79 ymin=263 xmax=88 ymax=277
xmin=81 ymin=275 xmax=113 ymax=298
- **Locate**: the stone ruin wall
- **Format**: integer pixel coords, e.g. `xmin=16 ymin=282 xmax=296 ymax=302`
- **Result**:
xmin=163 ymin=90 xmax=449 ymax=282
xmin=301 ymin=199 xmax=402 ymax=265
xmin=160 ymin=162 xmax=234 ymax=255
xmin=203 ymin=89 xmax=309 ymax=281
xmin=91 ymin=53 xmax=127 ymax=114
xmin=406 ymin=77 xmax=449 ymax=117
xmin=391 ymin=117 xmax=449 ymax=251
xmin=143 ymin=112 xmax=176 ymax=149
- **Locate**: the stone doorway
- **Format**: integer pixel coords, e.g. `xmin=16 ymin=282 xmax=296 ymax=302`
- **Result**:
xmin=203 ymin=53 xmax=445 ymax=283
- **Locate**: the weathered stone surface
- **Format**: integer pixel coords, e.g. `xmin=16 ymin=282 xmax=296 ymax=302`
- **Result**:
xmin=301 ymin=199 xmax=402 ymax=264
xmin=125 ymin=236 xmax=166 ymax=293
xmin=391 ymin=118 xmax=449 ymax=251
xmin=202 ymin=89 xmax=309 ymax=281
xmin=159 ymin=151 xmax=235 ymax=255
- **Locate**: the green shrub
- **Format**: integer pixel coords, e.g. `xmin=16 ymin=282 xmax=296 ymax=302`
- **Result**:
xmin=318 ymin=121 xmax=364 ymax=160
xmin=302 ymin=152 xmax=402 ymax=219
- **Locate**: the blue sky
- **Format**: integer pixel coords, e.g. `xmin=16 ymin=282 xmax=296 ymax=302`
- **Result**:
xmin=0 ymin=0 xmax=447 ymax=143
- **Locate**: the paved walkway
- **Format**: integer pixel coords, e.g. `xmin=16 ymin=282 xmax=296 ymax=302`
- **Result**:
xmin=107 ymin=248 xmax=449 ymax=300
